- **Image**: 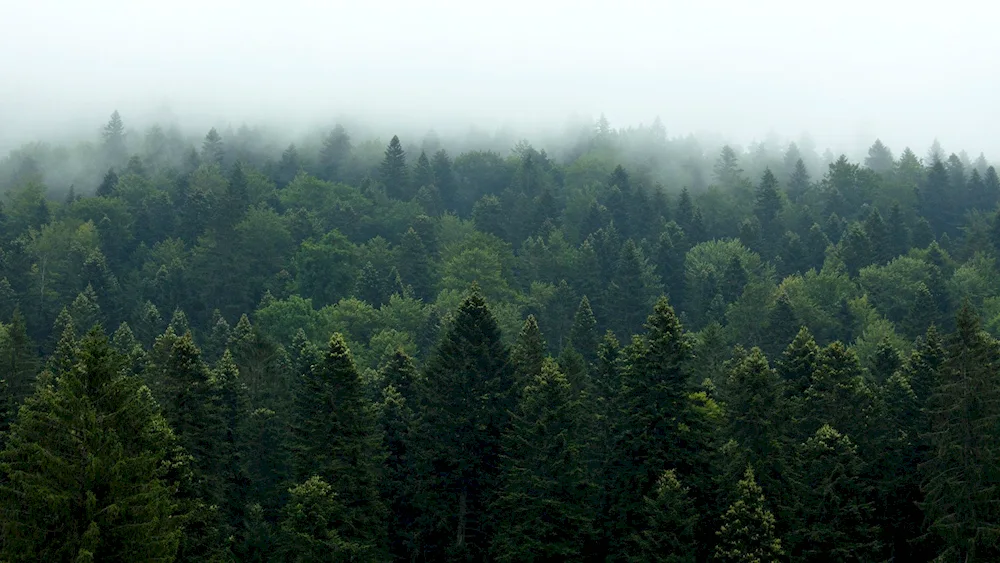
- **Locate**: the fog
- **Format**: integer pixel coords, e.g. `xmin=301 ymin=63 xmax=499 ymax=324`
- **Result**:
xmin=2 ymin=0 xmax=998 ymax=158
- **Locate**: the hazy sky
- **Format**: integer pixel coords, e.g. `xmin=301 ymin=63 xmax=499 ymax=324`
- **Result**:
xmin=2 ymin=0 xmax=998 ymax=158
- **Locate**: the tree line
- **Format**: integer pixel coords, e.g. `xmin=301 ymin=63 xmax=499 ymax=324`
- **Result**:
xmin=0 ymin=112 xmax=999 ymax=561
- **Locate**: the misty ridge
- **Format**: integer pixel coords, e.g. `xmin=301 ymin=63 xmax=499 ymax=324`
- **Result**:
xmin=2 ymin=108 xmax=993 ymax=203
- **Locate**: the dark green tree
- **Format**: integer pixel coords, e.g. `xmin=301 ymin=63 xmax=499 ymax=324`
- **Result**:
xmin=569 ymin=295 xmax=599 ymax=367
xmin=0 ymin=328 xmax=182 ymax=562
xmin=492 ymin=359 xmax=596 ymax=562
xmin=713 ymin=467 xmax=783 ymax=563
xmin=511 ymin=315 xmax=546 ymax=390
xmin=381 ymin=135 xmax=409 ymax=199
xmin=288 ymin=333 xmax=388 ymax=560
xmin=398 ymin=227 xmax=433 ymax=300
xmin=407 ymin=288 xmax=515 ymax=561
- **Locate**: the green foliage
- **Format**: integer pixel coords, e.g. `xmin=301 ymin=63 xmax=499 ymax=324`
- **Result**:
xmin=0 ymin=328 xmax=182 ymax=561
xmin=714 ymin=467 xmax=783 ymax=563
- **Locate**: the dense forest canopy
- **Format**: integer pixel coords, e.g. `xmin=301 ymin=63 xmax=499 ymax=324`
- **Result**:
xmin=2 ymin=111 xmax=1000 ymax=561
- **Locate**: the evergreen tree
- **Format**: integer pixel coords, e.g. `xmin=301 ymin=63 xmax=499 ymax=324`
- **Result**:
xmin=753 ymin=168 xmax=784 ymax=251
xmin=921 ymin=305 xmax=1000 ymax=561
xmin=511 ymin=315 xmax=546 ymax=390
xmin=413 ymin=150 xmax=435 ymax=190
xmin=715 ymin=145 xmax=744 ymax=189
xmin=277 ymin=476 xmax=357 ymax=561
xmin=379 ymin=350 xmax=418 ymax=561
xmin=431 ymin=149 xmax=456 ymax=208
xmin=607 ymin=239 xmax=661 ymax=338
xmin=786 ymin=425 xmax=880 ymax=561
xmin=713 ymin=467 xmax=783 ymax=563
xmin=787 ymin=158 xmax=811 ymax=201
xmin=398 ymin=227 xmax=433 ymax=300
xmin=381 ymin=135 xmax=409 ymax=199
xmin=0 ymin=328 xmax=182 ymax=561
xmin=628 ymin=470 xmax=698 ymax=563
xmin=887 ymin=202 xmax=910 ymax=258
xmin=569 ymin=295 xmax=599 ymax=367
xmin=288 ymin=333 xmax=388 ymax=560
xmin=102 ymin=110 xmax=127 ymax=166
xmin=865 ymin=139 xmax=894 ymax=174
xmin=776 ymin=326 xmax=819 ymax=399
xmin=318 ymin=124 xmax=352 ymax=181
xmin=492 ymin=359 xmax=596 ymax=562
xmin=97 ymin=167 xmax=119 ymax=197
xmin=0 ymin=310 xmax=39 ymax=429
xmin=407 ymin=288 xmax=514 ymax=561
xmin=202 ymin=127 xmax=224 ymax=165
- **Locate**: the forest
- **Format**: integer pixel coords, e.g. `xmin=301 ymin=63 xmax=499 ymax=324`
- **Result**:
xmin=1 ymin=111 xmax=999 ymax=562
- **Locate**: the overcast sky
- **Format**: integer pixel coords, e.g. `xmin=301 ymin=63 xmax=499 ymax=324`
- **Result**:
xmin=2 ymin=0 xmax=997 ymax=158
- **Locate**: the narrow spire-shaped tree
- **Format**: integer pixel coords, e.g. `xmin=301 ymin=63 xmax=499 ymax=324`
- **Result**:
xmin=492 ymin=359 xmax=597 ymax=562
xmin=511 ymin=315 xmax=546 ymax=390
xmin=288 ymin=333 xmax=388 ymax=560
xmin=714 ymin=467 xmax=783 ymax=563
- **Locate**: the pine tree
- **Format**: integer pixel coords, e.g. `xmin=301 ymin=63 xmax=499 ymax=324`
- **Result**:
xmin=379 ymin=350 xmax=418 ymax=561
xmin=715 ymin=145 xmax=744 ymax=189
xmin=102 ymin=110 xmax=127 ymax=166
xmin=97 ymin=167 xmax=119 ymax=197
xmin=921 ymin=305 xmax=1000 ymax=561
xmin=398 ymin=227 xmax=433 ymax=300
xmin=764 ymin=295 xmax=799 ymax=360
xmin=407 ymin=288 xmax=514 ymax=561
xmin=0 ymin=310 xmax=39 ymax=429
xmin=777 ymin=326 xmax=819 ymax=400
xmin=202 ymin=127 xmax=224 ymax=165
xmin=413 ymin=150 xmax=435 ymax=190
xmin=0 ymin=328 xmax=182 ymax=561
xmin=381 ymin=135 xmax=409 ymax=199
xmin=753 ymin=168 xmax=784 ymax=251
xmin=607 ymin=240 xmax=661 ymax=338
xmin=277 ymin=476 xmax=356 ymax=561
xmin=147 ymin=331 xmax=227 ymax=561
xmin=318 ymin=124 xmax=352 ymax=181
xmin=431 ymin=149 xmax=456 ymax=208
xmin=787 ymin=158 xmax=811 ymax=201
xmin=511 ymin=315 xmax=546 ymax=390
xmin=492 ymin=359 xmax=597 ymax=562
xmin=569 ymin=295 xmax=599 ymax=367
xmin=801 ymin=342 xmax=873 ymax=441
xmin=288 ymin=333 xmax=388 ymax=560
xmin=605 ymin=297 xmax=711 ymax=560
xmin=624 ymin=469 xmax=698 ymax=563
xmin=865 ymin=139 xmax=895 ymax=174
xmin=786 ymin=425 xmax=880 ymax=561
xmin=713 ymin=467 xmax=783 ymax=563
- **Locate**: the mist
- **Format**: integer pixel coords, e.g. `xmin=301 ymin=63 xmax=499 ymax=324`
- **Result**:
xmin=3 ymin=0 xmax=998 ymax=159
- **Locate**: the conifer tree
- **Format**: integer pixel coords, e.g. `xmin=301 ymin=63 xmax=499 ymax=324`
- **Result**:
xmin=787 ymin=159 xmax=811 ymax=201
xmin=627 ymin=469 xmax=698 ymax=563
xmin=407 ymin=288 xmax=514 ymax=561
xmin=0 ymin=328 xmax=182 ymax=561
xmin=288 ymin=333 xmax=388 ymax=560
xmin=413 ymin=150 xmax=435 ymax=190
xmin=318 ymin=124 xmax=352 ymax=181
xmin=786 ymin=425 xmax=880 ymax=561
xmin=431 ymin=149 xmax=456 ymax=207
xmin=398 ymin=227 xmax=433 ymax=300
xmin=777 ymin=326 xmax=819 ymax=400
xmin=569 ymin=295 xmax=599 ymax=366
xmin=97 ymin=166 xmax=119 ymax=197
xmin=713 ymin=467 xmax=783 ymax=563
xmin=0 ymin=310 xmax=38 ymax=427
xmin=381 ymin=135 xmax=409 ymax=199
xmin=379 ymin=350 xmax=418 ymax=561
xmin=511 ymin=315 xmax=546 ymax=390
xmin=492 ymin=359 xmax=596 ymax=562
xmin=277 ymin=476 xmax=356 ymax=561
xmin=102 ymin=110 xmax=127 ymax=166
xmin=921 ymin=305 xmax=1000 ymax=561
xmin=202 ymin=127 xmax=224 ymax=165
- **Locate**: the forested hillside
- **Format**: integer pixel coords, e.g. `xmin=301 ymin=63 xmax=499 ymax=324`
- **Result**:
xmin=2 ymin=112 xmax=1000 ymax=561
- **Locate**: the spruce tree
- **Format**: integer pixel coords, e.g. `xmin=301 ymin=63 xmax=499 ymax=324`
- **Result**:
xmin=407 ymin=288 xmax=514 ymax=561
xmin=379 ymin=350 xmax=418 ymax=561
xmin=786 ymin=425 xmax=880 ymax=561
xmin=713 ymin=467 xmax=783 ymax=563
xmin=921 ymin=305 xmax=1000 ymax=561
xmin=277 ymin=476 xmax=356 ymax=561
xmin=777 ymin=326 xmax=819 ymax=400
xmin=569 ymin=295 xmax=599 ymax=367
xmin=381 ymin=135 xmax=409 ymax=199
xmin=398 ymin=227 xmax=433 ymax=301
xmin=511 ymin=315 xmax=546 ymax=390
xmin=288 ymin=333 xmax=388 ymax=560
xmin=628 ymin=469 xmax=698 ymax=563
xmin=0 ymin=328 xmax=182 ymax=561
xmin=492 ymin=359 xmax=596 ymax=562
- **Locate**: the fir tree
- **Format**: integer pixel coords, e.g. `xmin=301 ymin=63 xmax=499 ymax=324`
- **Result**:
xmin=713 ymin=467 xmax=783 ymax=563
xmin=569 ymin=295 xmax=599 ymax=367
xmin=407 ymin=288 xmax=514 ymax=561
xmin=381 ymin=135 xmax=409 ymax=199
xmin=492 ymin=359 xmax=596 ymax=562
xmin=288 ymin=333 xmax=388 ymax=560
xmin=921 ymin=305 xmax=1000 ymax=561
xmin=511 ymin=315 xmax=546 ymax=390
xmin=398 ymin=227 xmax=433 ymax=300
xmin=0 ymin=328 xmax=182 ymax=561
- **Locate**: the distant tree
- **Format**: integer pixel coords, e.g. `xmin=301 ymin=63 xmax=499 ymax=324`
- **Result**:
xmin=715 ymin=145 xmax=745 ymax=189
xmin=381 ymin=135 xmax=409 ymax=199
xmin=96 ymin=167 xmax=119 ymax=197
xmin=865 ymin=139 xmax=894 ymax=174
xmin=318 ymin=124 xmax=352 ymax=181
xmin=102 ymin=110 xmax=127 ymax=166
xmin=202 ymin=127 xmax=224 ymax=165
